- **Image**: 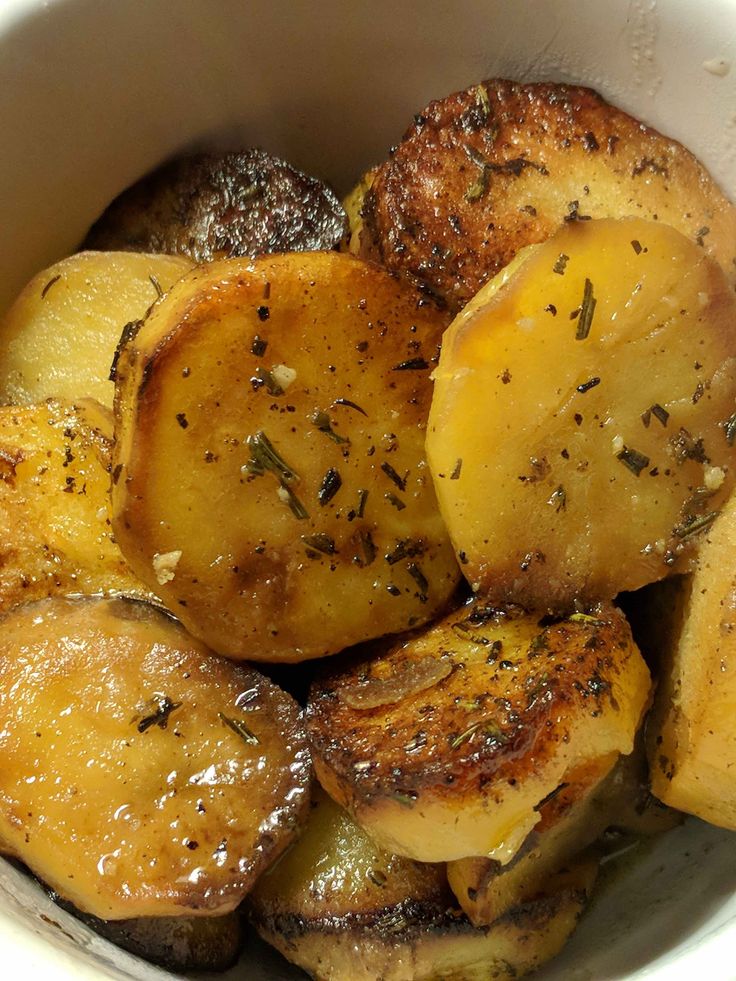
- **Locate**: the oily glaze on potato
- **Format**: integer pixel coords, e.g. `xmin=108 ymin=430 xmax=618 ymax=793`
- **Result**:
xmin=250 ymin=786 xmax=597 ymax=981
xmin=648 ymin=496 xmax=736 ymax=828
xmin=0 ymin=596 xmax=310 ymax=920
xmin=428 ymin=218 xmax=736 ymax=612
xmin=112 ymin=252 xmax=459 ymax=662
xmin=360 ymin=79 xmax=736 ymax=311
xmin=307 ymin=600 xmax=650 ymax=863
xmin=0 ymin=399 xmax=148 ymax=613
xmin=84 ymin=150 xmax=348 ymax=262
xmin=0 ymin=251 xmax=192 ymax=408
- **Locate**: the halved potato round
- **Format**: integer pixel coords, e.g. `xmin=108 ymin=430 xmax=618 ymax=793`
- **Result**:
xmin=307 ymin=601 xmax=650 ymax=863
xmin=428 ymin=217 xmax=736 ymax=612
xmin=0 ymin=595 xmax=310 ymax=920
xmin=0 ymin=398 xmax=148 ymax=613
xmin=250 ymin=785 xmax=598 ymax=981
xmin=360 ymin=79 xmax=736 ymax=311
xmin=0 ymin=251 xmax=192 ymax=408
xmin=112 ymin=252 xmax=459 ymax=662
xmin=648 ymin=495 xmax=736 ymax=828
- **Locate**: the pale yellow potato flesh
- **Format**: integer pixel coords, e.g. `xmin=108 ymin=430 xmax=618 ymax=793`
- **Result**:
xmin=428 ymin=217 xmax=736 ymax=611
xmin=250 ymin=786 xmax=598 ymax=981
xmin=341 ymin=169 xmax=377 ymax=255
xmin=0 ymin=251 xmax=192 ymax=408
xmin=112 ymin=252 xmax=459 ymax=662
xmin=648 ymin=496 xmax=736 ymax=827
xmin=0 ymin=398 xmax=148 ymax=613
xmin=0 ymin=595 xmax=310 ymax=920
xmin=308 ymin=601 xmax=650 ymax=863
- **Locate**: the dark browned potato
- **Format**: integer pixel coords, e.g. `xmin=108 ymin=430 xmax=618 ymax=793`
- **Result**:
xmin=112 ymin=252 xmax=459 ymax=663
xmin=0 ymin=595 xmax=310 ymax=920
xmin=83 ymin=150 xmax=348 ymax=262
xmin=249 ymin=785 xmax=598 ymax=981
xmin=53 ymin=899 xmax=242 ymax=972
xmin=360 ymin=80 xmax=736 ymax=311
xmin=307 ymin=601 xmax=650 ymax=863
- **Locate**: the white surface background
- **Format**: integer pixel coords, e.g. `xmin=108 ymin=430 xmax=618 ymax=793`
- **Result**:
xmin=0 ymin=0 xmax=735 ymax=977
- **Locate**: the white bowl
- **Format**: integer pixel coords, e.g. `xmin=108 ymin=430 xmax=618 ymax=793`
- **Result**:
xmin=1 ymin=0 xmax=736 ymax=977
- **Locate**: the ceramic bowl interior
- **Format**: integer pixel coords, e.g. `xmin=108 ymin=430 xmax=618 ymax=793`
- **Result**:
xmin=1 ymin=0 xmax=736 ymax=977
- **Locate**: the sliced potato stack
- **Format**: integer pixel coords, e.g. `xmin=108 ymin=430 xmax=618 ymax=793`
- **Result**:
xmin=250 ymin=786 xmax=598 ymax=981
xmin=648 ymin=495 xmax=736 ymax=828
xmin=360 ymin=79 xmax=736 ymax=311
xmin=428 ymin=217 xmax=736 ymax=612
xmin=0 ymin=399 xmax=148 ymax=613
xmin=308 ymin=601 xmax=650 ymax=863
xmin=0 ymin=251 xmax=192 ymax=407
xmin=0 ymin=595 xmax=310 ymax=920
xmin=112 ymin=251 xmax=459 ymax=662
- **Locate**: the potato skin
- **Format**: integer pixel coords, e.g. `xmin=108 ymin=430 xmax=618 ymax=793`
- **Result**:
xmin=83 ymin=150 xmax=348 ymax=262
xmin=0 ymin=251 xmax=192 ymax=408
xmin=648 ymin=496 xmax=736 ymax=828
xmin=250 ymin=787 xmax=597 ymax=981
xmin=0 ymin=596 xmax=311 ymax=920
xmin=0 ymin=399 xmax=148 ymax=613
xmin=361 ymin=80 xmax=736 ymax=311
xmin=427 ymin=217 xmax=736 ymax=612
xmin=307 ymin=601 xmax=650 ymax=863
xmin=112 ymin=252 xmax=459 ymax=662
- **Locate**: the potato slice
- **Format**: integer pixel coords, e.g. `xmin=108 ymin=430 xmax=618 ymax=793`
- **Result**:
xmin=648 ymin=495 xmax=736 ymax=827
xmin=428 ymin=218 xmax=736 ymax=612
xmin=0 ymin=399 xmax=148 ymax=613
xmin=341 ymin=168 xmax=377 ymax=255
xmin=0 ymin=251 xmax=192 ymax=408
xmin=83 ymin=150 xmax=348 ymax=262
xmin=0 ymin=595 xmax=310 ymax=919
xmin=307 ymin=601 xmax=650 ymax=863
xmin=361 ymin=79 xmax=736 ymax=311
xmin=250 ymin=786 xmax=597 ymax=981
xmin=112 ymin=252 xmax=459 ymax=662
xmin=53 ymin=899 xmax=242 ymax=972
xmin=447 ymin=742 xmax=677 ymax=926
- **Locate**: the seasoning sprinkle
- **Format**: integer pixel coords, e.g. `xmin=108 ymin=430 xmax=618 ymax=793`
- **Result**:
xmin=381 ymin=462 xmax=406 ymax=492
xmin=312 ymin=409 xmax=349 ymax=445
xmin=674 ymin=510 xmax=719 ymax=541
xmin=450 ymin=458 xmax=463 ymax=480
xmin=357 ymin=488 xmax=368 ymax=518
xmin=41 ymin=274 xmax=61 ymax=299
xmin=392 ymin=357 xmax=430 ymax=371
xmin=385 ymin=492 xmax=406 ymax=511
xmin=553 ymin=253 xmax=569 ymax=275
xmin=334 ymin=398 xmax=368 ymax=416
xmin=149 ymin=274 xmax=164 ymax=299
xmin=137 ymin=695 xmax=182 ymax=733
xmin=547 ymin=485 xmax=566 ymax=512
xmin=318 ymin=468 xmax=342 ymax=506
xmin=724 ymin=412 xmax=736 ymax=446
xmin=354 ymin=529 xmax=376 ymax=567
xmin=617 ymin=446 xmax=650 ymax=476
xmin=244 ymin=431 xmax=298 ymax=483
xmin=251 ymin=366 xmax=284 ymax=396
xmin=302 ymin=533 xmax=337 ymax=555
xmin=219 ymin=712 xmax=260 ymax=746
xmin=576 ymin=377 xmax=600 ymax=394
xmin=575 ymin=278 xmax=596 ymax=340
xmin=642 ymin=403 xmax=670 ymax=428
xmin=251 ymin=335 xmax=268 ymax=357
xmin=407 ymin=562 xmax=429 ymax=598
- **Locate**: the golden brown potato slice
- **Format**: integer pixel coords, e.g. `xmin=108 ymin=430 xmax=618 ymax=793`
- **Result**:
xmin=112 ymin=252 xmax=459 ymax=662
xmin=648 ymin=494 xmax=736 ymax=827
xmin=0 ymin=399 xmax=148 ymax=613
xmin=250 ymin=786 xmax=597 ymax=981
xmin=360 ymin=79 xmax=736 ymax=311
xmin=0 ymin=251 xmax=192 ymax=408
xmin=428 ymin=218 xmax=736 ymax=613
xmin=307 ymin=600 xmax=650 ymax=863
xmin=0 ymin=595 xmax=310 ymax=920
xmin=83 ymin=150 xmax=348 ymax=262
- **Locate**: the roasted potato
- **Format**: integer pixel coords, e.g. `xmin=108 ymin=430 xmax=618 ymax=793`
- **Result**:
xmin=0 ymin=595 xmax=310 ymax=920
xmin=250 ymin=786 xmax=598 ymax=981
xmin=83 ymin=150 xmax=348 ymax=262
xmin=447 ymin=743 xmax=678 ymax=926
xmin=112 ymin=252 xmax=459 ymax=662
xmin=648 ymin=494 xmax=736 ymax=828
xmin=0 ymin=399 xmax=148 ymax=613
xmin=0 ymin=251 xmax=192 ymax=408
xmin=307 ymin=600 xmax=650 ymax=863
xmin=53 ymin=898 xmax=242 ymax=972
xmin=427 ymin=218 xmax=736 ymax=612
xmin=360 ymin=79 xmax=736 ymax=311
xmin=341 ymin=169 xmax=377 ymax=255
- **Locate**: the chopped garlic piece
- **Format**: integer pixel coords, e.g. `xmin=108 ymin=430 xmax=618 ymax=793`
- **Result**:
xmin=704 ymin=465 xmax=726 ymax=491
xmin=152 ymin=549 xmax=182 ymax=585
xmin=271 ymin=364 xmax=297 ymax=390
